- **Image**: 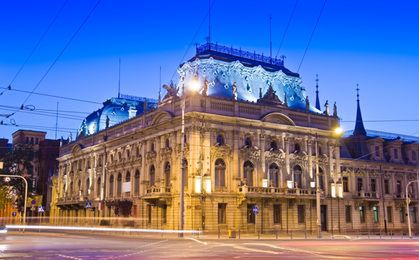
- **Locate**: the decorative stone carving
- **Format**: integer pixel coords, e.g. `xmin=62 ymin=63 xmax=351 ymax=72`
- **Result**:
xmin=240 ymin=147 xmax=261 ymax=162
xmin=211 ymin=145 xmax=232 ymax=160
xmin=160 ymin=147 xmax=173 ymax=160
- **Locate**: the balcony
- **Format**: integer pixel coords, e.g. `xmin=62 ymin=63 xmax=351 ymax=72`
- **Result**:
xmin=143 ymin=186 xmax=172 ymax=201
xmin=238 ymin=185 xmax=317 ymax=198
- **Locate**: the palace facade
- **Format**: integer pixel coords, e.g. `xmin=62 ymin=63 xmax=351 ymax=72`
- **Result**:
xmin=51 ymin=43 xmax=419 ymax=234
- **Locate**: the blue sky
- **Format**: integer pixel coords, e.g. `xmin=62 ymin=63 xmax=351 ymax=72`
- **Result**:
xmin=1 ymin=0 xmax=419 ymax=140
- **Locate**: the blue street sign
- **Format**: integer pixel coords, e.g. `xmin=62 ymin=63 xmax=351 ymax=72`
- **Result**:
xmin=38 ymin=206 xmax=44 ymax=213
xmin=85 ymin=201 xmax=92 ymax=209
xmin=252 ymin=205 xmax=259 ymax=215
xmin=12 ymin=212 xmax=17 ymax=217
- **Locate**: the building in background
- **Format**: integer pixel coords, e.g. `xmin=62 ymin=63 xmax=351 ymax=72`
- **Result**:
xmin=52 ymin=42 xmax=418 ymax=234
xmin=11 ymin=130 xmax=62 ymax=214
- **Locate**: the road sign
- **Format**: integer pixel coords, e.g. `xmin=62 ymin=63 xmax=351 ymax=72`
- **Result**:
xmin=31 ymin=199 xmax=36 ymax=205
xmin=252 ymin=205 xmax=259 ymax=215
xmin=38 ymin=206 xmax=44 ymax=213
xmin=85 ymin=201 xmax=92 ymax=209
xmin=12 ymin=212 xmax=16 ymax=217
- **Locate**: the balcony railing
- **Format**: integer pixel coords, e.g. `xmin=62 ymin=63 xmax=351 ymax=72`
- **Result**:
xmin=146 ymin=186 xmax=171 ymax=194
xmin=196 ymin=42 xmax=284 ymax=67
xmin=239 ymin=186 xmax=316 ymax=196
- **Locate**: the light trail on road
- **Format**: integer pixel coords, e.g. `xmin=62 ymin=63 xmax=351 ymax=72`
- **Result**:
xmin=5 ymin=224 xmax=201 ymax=234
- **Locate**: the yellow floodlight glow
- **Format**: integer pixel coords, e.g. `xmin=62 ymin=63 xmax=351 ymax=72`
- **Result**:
xmin=334 ymin=126 xmax=343 ymax=136
xmin=189 ymin=78 xmax=201 ymax=92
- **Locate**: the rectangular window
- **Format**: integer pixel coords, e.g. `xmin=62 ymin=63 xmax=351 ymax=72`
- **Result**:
xmin=396 ymin=180 xmax=402 ymax=196
xmin=273 ymin=204 xmax=281 ymax=224
xmin=373 ymin=206 xmax=379 ymax=223
xmin=247 ymin=204 xmax=256 ymax=224
xmin=387 ymin=206 xmax=393 ymax=223
xmin=345 ymin=205 xmax=352 ymax=223
xmin=147 ymin=204 xmax=152 ymax=224
xmin=359 ymin=206 xmax=366 ymax=223
xmin=411 ymin=207 xmax=417 ymax=224
xmin=394 ymin=148 xmax=398 ymax=159
xmin=357 ymin=178 xmax=363 ymax=192
xmin=218 ymin=203 xmax=227 ymax=224
xmin=375 ymin=146 xmax=380 ymax=157
xmin=343 ymin=177 xmax=349 ymax=192
xmin=297 ymin=205 xmax=305 ymax=224
xmin=371 ymin=179 xmax=376 ymax=193
xmin=400 ymin=207 xmax=405 ymax=223
xmin=162 ymin=204 xmax=167 ymax=224
xmin=384 ymin=179 xmax=390 ymax=194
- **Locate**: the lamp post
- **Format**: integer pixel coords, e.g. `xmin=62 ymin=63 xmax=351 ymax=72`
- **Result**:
xmin=406 ymin=179 xmax=419 ymax=239
xmin=0 ymin=174 xmax=28 ymax=225
xmin=315 ymin=133 xmax=321 ymax=238
xmin=179 ymin=76 xmax=200 ymax=237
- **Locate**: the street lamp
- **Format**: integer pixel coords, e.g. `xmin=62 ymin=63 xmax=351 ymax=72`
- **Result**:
xmin=0 ymin=174 xmax=28 ymax=225
xmin=315 ymin=126 xmax=343 ymax=239
xmin=406 ymin=179 xmax=419 ymax=239
xmin=179 ymin=76 xmax=201 ymax=237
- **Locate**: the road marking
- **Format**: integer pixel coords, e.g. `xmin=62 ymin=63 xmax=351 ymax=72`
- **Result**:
xmin=187 ymin=237 xmax=208 ymax=245
xmin=210 ymin=242 xmax=280 ymax=255
xmin=57 ymin=254 xmax=83 ymax=260
xmin=103 ymin=239 xmax=168 ymax=259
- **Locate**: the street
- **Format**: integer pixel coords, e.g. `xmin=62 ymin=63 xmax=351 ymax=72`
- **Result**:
xmin=0 ymin=232 xmax=418 ymax=259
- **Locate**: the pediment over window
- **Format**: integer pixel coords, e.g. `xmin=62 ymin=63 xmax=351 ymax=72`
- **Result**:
xmin=150 ymin=110 xmax=174 ymax=126
xmin=260 ymin=112 xmax=295 ymax=126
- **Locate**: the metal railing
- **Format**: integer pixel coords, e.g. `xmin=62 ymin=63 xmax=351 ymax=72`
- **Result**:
xmin=196 ymin=42 xmax=284 ymax=66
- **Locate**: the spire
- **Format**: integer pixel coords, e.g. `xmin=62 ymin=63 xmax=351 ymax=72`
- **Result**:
xmin=315 ymin=74 xmax=321 ymax=110
xmin=353 ymin=84 xmax=367 ymax=136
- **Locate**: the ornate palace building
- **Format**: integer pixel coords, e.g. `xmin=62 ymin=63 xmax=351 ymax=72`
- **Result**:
xmin=52 ymin=43 xmax=418 ymax=234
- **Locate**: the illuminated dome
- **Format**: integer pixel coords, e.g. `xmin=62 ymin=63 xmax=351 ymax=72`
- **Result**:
xmin=78 ymin=94 xmax=157 ymax=137
xmin=177 ymin=43 xmax=321 ymax=113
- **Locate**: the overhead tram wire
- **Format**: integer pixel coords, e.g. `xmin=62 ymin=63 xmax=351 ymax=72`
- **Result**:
xmin=7 ymin=0 xmax=102 ymax=119
xmin=0 ymin=86 xmax=101 ymax=105
xmin=0 ymin=0 xmax=70 ymax=97
xmin=274 ymin=0 xmax=299 ymax=59
xmin=297 ymin=0 xmax=327 ymax=73
xmin=170 ymin=0 xmax=217 ymax=81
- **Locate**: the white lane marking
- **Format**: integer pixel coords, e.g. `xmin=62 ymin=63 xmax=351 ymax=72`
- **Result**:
xmin=103 ymin=239 xmax=168 ymax=259
xmin=210 ymin=241 xmax=280 ymax=255
xmin=187 ymin=237 xmax=208 ymax=245
xmin=243 ymin=242 xmax=348 ymax=259
xmin=57 ymin=254 xmax=83 ymax=260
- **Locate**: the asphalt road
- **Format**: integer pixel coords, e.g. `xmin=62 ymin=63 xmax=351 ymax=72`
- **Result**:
xmin=0 ymin=232 xmax=418 ymax=259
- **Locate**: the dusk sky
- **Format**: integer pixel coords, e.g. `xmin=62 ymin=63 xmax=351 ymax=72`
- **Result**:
xmin=1 ymin=0 xmax=419 ymax=140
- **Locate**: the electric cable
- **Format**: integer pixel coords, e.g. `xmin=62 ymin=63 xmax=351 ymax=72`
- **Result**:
xmin=275 ymin=0 xmax=299 ymax=59
xmin=8 ymin=0 xmax=102 ymax=119
xmin=0 ymin=0 xmax=69 ymax=97
xmin=297 ymin=0 xmax=327 ymax=72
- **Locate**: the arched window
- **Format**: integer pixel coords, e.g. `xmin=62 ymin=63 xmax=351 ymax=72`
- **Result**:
xmin=270 ymin=141 xmax=278 ymax=151
xmin=183 ymin=159 xmax=188 ymax=188
xmin=126 ymin=150 xmax=130 ymax=160
xmin=96 ymin=177 xmax=101 ymax=198
xmin=69 ymin=181 xmax=73 ymax=194
xmin=149 ymin=165 xmax=155 ymax=186
xmin=164 ymin=162 xmax=171 ymax=188
xmin=109 ymin=175 xmax=114 ymax=197
xmin=110 ymin=154 xmax=114 ymax=163
xmin=134 ymin=170 xmax=140 ymax=194
xmin=78 ymin=179 xmax=81 ymax=192
xmin=244 ymin=137 xmax=252 ymax=148
xmin=117 ymin=173 xmax=122 ymax=196
xmin=125 ymin=171 xmax=131 ymax=182
xmin=216 ymin=134 xmax=225 ymax=146
xmin=412 ymin=151 xmax=417 ymax=161
xmin=294 ymin=143 xmax=301 ymax=153
xmin=150 ymin=142 xmax=155 ymax=152
xmin=243 ymin=161 xmax=254 ymax=186
xmin=215 ymin=159 xmax=226 ymax=189
xmin=118 ymin=152 xmax=122 ymax=161
xmin=165 ymin=138 xmax=170 ymax=148
xmin=293 ymin=165 xmax=303 ymax=188
xmin=269 ymin=163 xmax=279 ymax=187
